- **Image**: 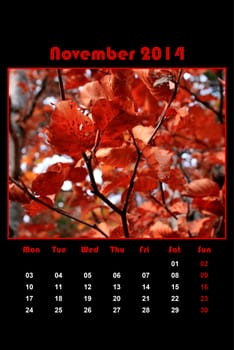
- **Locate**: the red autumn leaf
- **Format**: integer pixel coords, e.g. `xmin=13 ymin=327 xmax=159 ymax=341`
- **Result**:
xmin=137 ymin=200 xmax=159 ymax=214
xmin=62 ymin=68 xmax=88 ymax=89
xmin=19 ymin=223 xmax=56 ymax=235
xmin=96 ymin=144 xmax=136 ymax=168
xmin=32 ymin=172 xmax=64 ymax=196
xmin=67 ymin=166 xmax=87 ymax=182
xmin=132 ymin=125 xmax=154 ymax=143
xmin=134 ymin=176 xmax=158 ymax=192
xmin=177 ymin=215 xmax=189 ymax=233
xmin=197 ymin=93 xmax=218 ymax=102
xmin=43 ymin=104 xmax=54 ymax=113
xmin=182 ymin=178 xmax=220 ymax=197
xmin=167 ymin=168 xmax=187 ymax=191
xmin=47 ymin=162 xmax=70 ymax=173
xmin=165 ymin=107 xmax=177 ymax=118
xmin=112 ymin=96 xmax=135 ymax=114
xmin=110 ymin=70 xmax=134 ymax=97
xmin=78 ymin=229 xmax=106 ymax=239
xmin=131 ymin=78 xmax=160 ymax=114
xmin=169 ymin=199 xmax=188 ymax=215
xmin=24 ymin=197 xmax=54 ymax=216
xmin=203 ymin=151 xmax=225 ymax=165
xmin=142 ymin=146 xmax=173 ymax=181
xmin=44 ymin=162 xmax=87 ymax=183
xmin=193 ymin=197 xmax=224 ymax=215
xmin=46 ymin=100 xmax=96 ymax=159
xmin=198 ymin=118 xmax=224 ymax=145
xmin=188 ymin=217 xmax=214 ymax=237
xmin=188 ymin=105 xmax=225 ymax=146
xmin=99 ymin=112 xmax=140 ymax=147
xmin=78 ymin=80 xmax=107 ymax=107
xmin=102 ymin=172 xmax=130 ymax=195
xmin=68 ymin=185 xmax=99 ymax=215
xmin=150 ymin=221 xmax=173 ymax=237
xmin=92 ymin=99 xmax=120 ymax=131
xmin=166 ymin=106 xmax=189 ymax=132
xmin=9 ymin=183 xmax=31 ymax=204
xmin=100 ymin=70 xmax=134 ymax=100
xmin=32 ymin=162 xmax=70 ymax=196
xmin=110 ymin=226 xmax=125 ymax=238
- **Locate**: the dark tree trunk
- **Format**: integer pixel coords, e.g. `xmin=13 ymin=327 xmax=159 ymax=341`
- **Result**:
xmin=9 ymin=70 xmax=28 ymax=237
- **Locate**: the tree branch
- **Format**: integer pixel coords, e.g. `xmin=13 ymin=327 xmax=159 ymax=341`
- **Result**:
xmin=150 ymin=183 xmax=178 ymax=220
xmin=9 ymin=118 xmax=21 ymax=179
xmin=180 ymin=83 xmax=222 ymax=120
xmin=57 ymin=69 xmax=66 ymax=101
xmin=178 ymin=160 xmax=191 ymax=183
xmin=123 ymin=134 xmax=142 ymax=214
xmin=119 ymin=133 xmax=142 ymax=238
xmin=83 ymin=152 xmax=122 ymax=215
xmin=186 ymin=201 xmax=193 ymax=238
xmin=22 ymin=76 xmax=48 ymax=122
xmin=9 ymin=177 xmax=108 ymax=238
xmin=147 ymin=69 xmax=183 ymax=145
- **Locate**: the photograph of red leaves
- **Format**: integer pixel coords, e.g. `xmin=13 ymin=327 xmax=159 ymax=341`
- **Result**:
xmin=8 ymin=68 xmax=226 ymax=239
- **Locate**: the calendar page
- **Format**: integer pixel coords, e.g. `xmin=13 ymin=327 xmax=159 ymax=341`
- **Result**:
xmin=1 ymin=9 xmax=233 ymax=347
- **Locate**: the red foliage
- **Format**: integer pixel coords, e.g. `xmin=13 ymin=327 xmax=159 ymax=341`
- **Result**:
xmin=32 ymin=162 xmax=70 ymax=196
xmin=24 ymin=197 xmax=54 ymax=215
xmin=9 ymin=68 xmax=226 ymax=239
xmin=46 ymin=100 xmax=96 ymax=160
xmin=182 ymin=178 xmax=220 ymax=197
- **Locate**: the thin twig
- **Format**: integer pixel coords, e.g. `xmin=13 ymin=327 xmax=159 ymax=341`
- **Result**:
xmin=147 ymin=69 xmax=183 ymax=145
xmin=159 ymin=181 xmax=166 ymax=203
xmin=83 ymin=152 xmax=122 ymax=215
xmin=9 ymin=177 xmax=108 ymax=238
xmin=176 ymin=151 xmax=191 ymax=183
xmin=147 ymin=103 xmax=168 ymax=145
xmin=186 ymin=201 xmax=193 ymax=238
xmin=187 ymin=230 xmax=193 ymax=238
xmin=57 ymin=69 xmax=66 ymax=101
xmin=123 ymin=133 xmax=142 ymax=213
xmin=159 ymin=181 xmax=177 ymax=219
xmin=150 ymin=192 xmax=177 ymax=219
xmin=180 ymin=84 xmax=220 ymax=118
xmin=118 ymin=133 xmax=143 ymax=238
xmin=91 ymin=210 xmax=101 ymax=223
xmin=178 ymin=161 xmax=191 ymax=183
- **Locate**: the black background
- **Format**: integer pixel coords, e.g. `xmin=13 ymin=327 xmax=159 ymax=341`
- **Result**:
xmin=0 ymin=3 xmax=233 ymax=347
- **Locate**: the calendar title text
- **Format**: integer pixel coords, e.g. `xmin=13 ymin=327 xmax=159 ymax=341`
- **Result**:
xmin=50 ymin=46 xmax=185 ymax=62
